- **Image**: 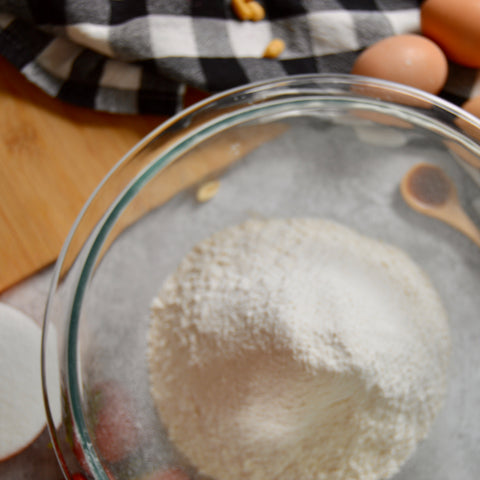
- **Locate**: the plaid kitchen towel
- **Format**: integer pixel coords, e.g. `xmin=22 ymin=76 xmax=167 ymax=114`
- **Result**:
xmin=0 ymin=0 xmax=478 ymax=115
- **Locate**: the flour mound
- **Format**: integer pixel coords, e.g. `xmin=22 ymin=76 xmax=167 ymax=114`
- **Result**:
xmin=148 ymin=218 xmax=450 ymax=480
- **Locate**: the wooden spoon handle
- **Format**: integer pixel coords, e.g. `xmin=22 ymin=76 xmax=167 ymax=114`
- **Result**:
xmin=442 ymin=203 xmax=480 ymax=248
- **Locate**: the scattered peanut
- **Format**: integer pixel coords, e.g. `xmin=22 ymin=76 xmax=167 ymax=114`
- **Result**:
xmin=263 ymin=38 xmax=286 ymax=59
xmin=249 ymin=1 xmax=266 ymax=21
xmin=231 ymin=0 xmax=253 ymax=21
xmin=196 ymin=180 xmax=220 ymax=203
xmin=231 ymin=0 xmax=265 ymax=22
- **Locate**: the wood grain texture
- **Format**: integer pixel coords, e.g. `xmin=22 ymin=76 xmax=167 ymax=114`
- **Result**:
xmin=0 ymin=56 xmax=166 ymax=292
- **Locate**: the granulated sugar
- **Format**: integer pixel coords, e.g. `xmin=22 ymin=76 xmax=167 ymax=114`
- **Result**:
xmin=148 ymin=218 xmax=451 ymax=480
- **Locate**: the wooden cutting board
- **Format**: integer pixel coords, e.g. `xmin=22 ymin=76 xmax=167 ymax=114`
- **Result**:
xmin=0 ymin=56 xmax=283 ymax=293
xmin=0 ymin=55 xmax=169 ymax=292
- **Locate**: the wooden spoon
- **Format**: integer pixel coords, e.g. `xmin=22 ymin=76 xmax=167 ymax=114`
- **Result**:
xmin=401 ymin=163 xmax=480 ymax=247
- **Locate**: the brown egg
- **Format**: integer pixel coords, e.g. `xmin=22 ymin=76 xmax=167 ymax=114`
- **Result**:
xmin=454 ymin=96 xmax=480 ymax=143
xmin=349 ymin=82 xmax=433 ymax=109
xmin=462 ymin=96 xmax=480 ymax=118
xmin=421 ymin=0 xmax=480 ymax=68
xmin=351 ymin=34 xmax=448 ymax=95
xmin=444 ymin=140 xmax=480 ymax=169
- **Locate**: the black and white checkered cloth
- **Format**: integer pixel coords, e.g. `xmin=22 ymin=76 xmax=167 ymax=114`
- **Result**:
xmin=0 ymin=1 xmax=478 ymax=115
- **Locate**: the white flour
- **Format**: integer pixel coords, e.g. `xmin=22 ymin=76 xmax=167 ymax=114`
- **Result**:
xmin=148 ymin=218 xmax=451 ymax=480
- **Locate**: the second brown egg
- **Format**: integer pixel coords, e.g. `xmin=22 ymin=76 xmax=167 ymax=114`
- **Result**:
xmin=351 ymin=34 xmax=448 ymax=95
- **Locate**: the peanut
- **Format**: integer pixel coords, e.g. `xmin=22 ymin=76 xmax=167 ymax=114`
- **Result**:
xmin=231 ymin=0 xmax=253 ymax=21
xmin=249 ymin=1 xmax=265 ymax=21
xmin=263 ymin=38 xmax=286 ymax=59
xmin=196 ymin=180 xmax=220 ymax=203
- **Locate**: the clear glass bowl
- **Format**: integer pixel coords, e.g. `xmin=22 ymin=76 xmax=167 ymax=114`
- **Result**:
xmin=42 ymin=74 xmax=480 ymax=480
